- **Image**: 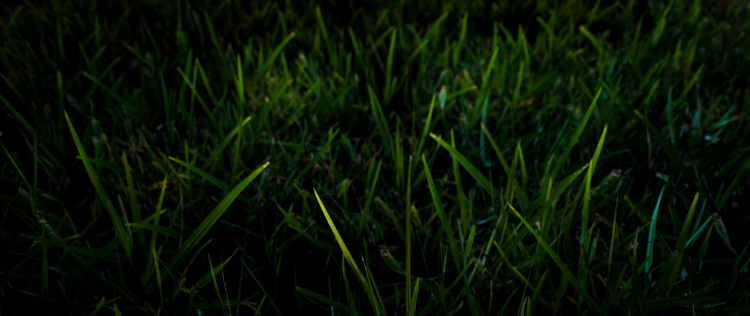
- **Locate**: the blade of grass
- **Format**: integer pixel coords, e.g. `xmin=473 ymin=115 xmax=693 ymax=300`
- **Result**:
xmin=64 ymin=111 xmax=131 ymax=261
xmin=550 ymin=88 xmax=603 ymax=181
xmin=507 ymin=203 xmax=602 ymax=314
xmin=167 ymin=162 xmax=269 ymax=270
xmin=422 ymin=154 xmax=462 ymax=273
xmin=313 ymin=189 xmax=384 ymax=315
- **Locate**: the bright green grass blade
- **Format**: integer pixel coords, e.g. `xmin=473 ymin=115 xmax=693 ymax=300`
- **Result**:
xmin=64 ymin=111 xmax=131 ymax=261
xmin=645 ymin=185 xmax=666 ymax=282
xmin=167 ymin=162 xmax=268 ymax=270
xmin=313 ymin=189 xmax=383 ymax=315
xmin=550 ymin=88 xmax=603 ymax=181
xmin=507 ymin=203 xmax=602 ymax=314
xmin=422 ymin=154 xmax=462 ymax=272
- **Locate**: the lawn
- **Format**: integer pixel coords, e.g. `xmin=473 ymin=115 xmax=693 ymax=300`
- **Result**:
xmin=1 ymin=0 xmax=749 ymax=315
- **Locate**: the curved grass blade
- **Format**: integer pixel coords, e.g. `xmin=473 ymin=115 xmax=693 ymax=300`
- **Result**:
xmin=64 ymin=111 xmax=131 ymax=261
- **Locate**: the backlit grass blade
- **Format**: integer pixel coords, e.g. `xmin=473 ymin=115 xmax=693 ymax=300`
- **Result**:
xmin=422 ymin=154 xmax=462 ymax=272
xmin=313 ymin=189 xmax=384 ymax=315
xmin=167 ymin=161 xmax=269 ymax=269
xmin=65 ymin=111 xmax=132 ymax=261
xmin=507 ymin=203 xmax=602 ymax=314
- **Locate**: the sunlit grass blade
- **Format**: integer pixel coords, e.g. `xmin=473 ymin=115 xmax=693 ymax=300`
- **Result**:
xmin=507 ymin=203 xmax=602 ymax=314
xmin=313 ymin=189 xmax=384 ymax=315
xmin=64 ymin=111 xmax=131 ymax=261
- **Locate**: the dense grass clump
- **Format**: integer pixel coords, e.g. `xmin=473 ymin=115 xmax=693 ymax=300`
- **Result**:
xmin=1 ymin=0 xmax=750 ymax=314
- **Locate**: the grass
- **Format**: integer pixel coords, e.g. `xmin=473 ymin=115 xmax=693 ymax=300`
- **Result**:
xmin=1 ymin=0 xmax=750 ymax=314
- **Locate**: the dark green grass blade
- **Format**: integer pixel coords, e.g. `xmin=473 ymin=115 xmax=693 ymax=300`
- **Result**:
xmin=167 ymin=161 xmax=269 ymax=270
xmin=507 ymin=203 xmax=602 ymax=314
xmin=64 ymin=111 xmax=131 ymax=261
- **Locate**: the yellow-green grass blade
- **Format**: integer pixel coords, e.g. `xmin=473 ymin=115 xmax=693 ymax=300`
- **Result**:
xmin=167 ymin=162 xmax=269 ymax=270
xmin=422 ymin=154 xmax=462 ymax=272
xmin=313 ymin=189 xmax=384 ymax=315
xmin=64 ymin=111 xmax=132 ymax=261
xmin=507 ymin=203 xmax=602 ymax=314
